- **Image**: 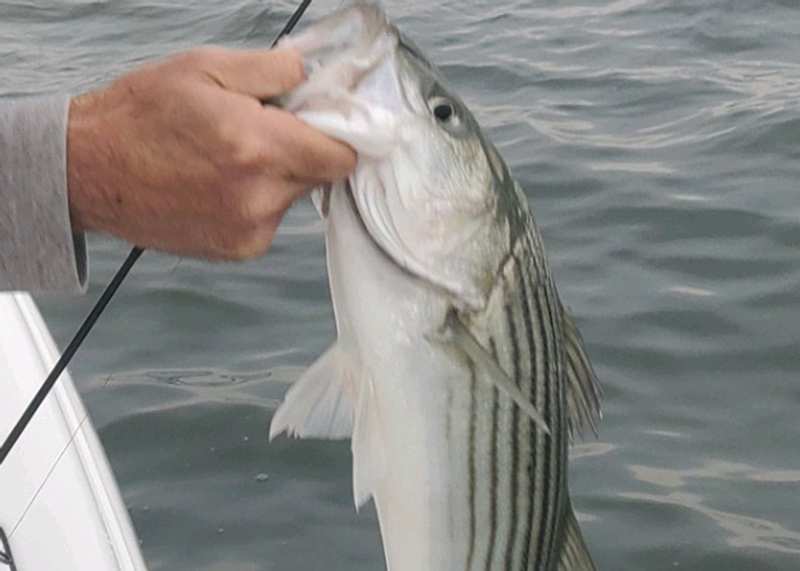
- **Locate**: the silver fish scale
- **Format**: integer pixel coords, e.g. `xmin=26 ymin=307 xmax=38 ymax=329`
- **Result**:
xmin=453 ymin=221 xmax=571 ymax=571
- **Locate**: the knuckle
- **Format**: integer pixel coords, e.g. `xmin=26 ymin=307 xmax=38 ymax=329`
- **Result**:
xmin=219 ymin=190 xmax=254 ymax=227
xmin=231 ymin=228 xmax=274 ymax=260
xmin=271 ymin=171 xmax=316 ymax=208
xmin=183 ymin=46 xmax=230 ymax=70
xmin=292 ymin=149 xmax=329 ymax=182
xmin=286 ymin=179 xmax=316 ymax=205
xmin=206 ymin=200 xmax=281 ymax=260
xmin=221 ymin=187 xmax=280 ymax=228
xmin=232 ymin=197 xmax=262 ymax=226
xmin=207 ymin=227 xmax=254 ymax=261
xmin=252 ymin=192 xmax=286 ymax=222
xmin=219 ymin=129 xmax=269 ymax=170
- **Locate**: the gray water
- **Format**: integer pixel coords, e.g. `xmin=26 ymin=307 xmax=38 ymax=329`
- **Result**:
xmin=2 ymin=0 xmax=799 ymax=569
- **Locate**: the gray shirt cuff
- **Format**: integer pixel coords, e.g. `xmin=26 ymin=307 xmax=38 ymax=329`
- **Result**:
xmin=0 ymin=95 xmax=88 ymax=295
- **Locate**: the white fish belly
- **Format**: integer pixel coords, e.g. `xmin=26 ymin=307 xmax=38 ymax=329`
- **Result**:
xmin=326 ymin=187 xmax=475 ymax=571
xmin=370 ymin=361 xmax=475 ymax=571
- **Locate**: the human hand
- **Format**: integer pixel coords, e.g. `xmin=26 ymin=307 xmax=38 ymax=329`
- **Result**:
xmin=66 ymin=47 xmax=356 ymax=260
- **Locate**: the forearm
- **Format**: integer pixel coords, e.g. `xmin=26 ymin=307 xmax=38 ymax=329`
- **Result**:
xmin=0 ymin=95 xmax=87 ymax=295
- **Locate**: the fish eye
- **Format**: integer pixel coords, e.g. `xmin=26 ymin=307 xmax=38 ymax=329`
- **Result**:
xmin=434 ymin=102 xmax=454 ymax=122
xmin=430 ymin=97 xmax=456 ymax=123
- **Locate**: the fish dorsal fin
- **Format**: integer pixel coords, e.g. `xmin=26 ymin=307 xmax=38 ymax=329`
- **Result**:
xmin=352 ymin=373 xmax=388 ymax=509
xmin=269 ymin=343 xmax=355 ymax=441
xmin=446 ymin=311 xmax=550 ymax=435
xmin=562 ymin=306 xmax=602 ymax=440
xmin=556 ymin=503 xmax=597 ymax=571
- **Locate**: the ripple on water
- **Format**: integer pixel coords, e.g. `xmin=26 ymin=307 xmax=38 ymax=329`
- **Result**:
xmin=15 ymin=1 xmax=800 ymax=570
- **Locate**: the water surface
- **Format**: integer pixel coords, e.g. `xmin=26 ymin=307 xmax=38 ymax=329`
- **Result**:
xmin=2 ymin=0 xmax=799 ymax=569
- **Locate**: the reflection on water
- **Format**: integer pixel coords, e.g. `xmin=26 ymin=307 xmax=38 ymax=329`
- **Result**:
xmin=144 ymin=369 xmax=275 ymax=387
xmin=571 ymin=441 xmax=617 ymax=460
xmin=628 ymin=461 xmax=800 ymax=555
xmin=631 ymin=460 xmax=800 ymax=488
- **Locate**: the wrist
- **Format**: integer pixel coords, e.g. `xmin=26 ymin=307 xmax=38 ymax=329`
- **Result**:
xmin=66 ymin=91 xmax=106 ymax=233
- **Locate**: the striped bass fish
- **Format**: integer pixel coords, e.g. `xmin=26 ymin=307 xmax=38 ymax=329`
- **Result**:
xmin=270 ymin=4 xmax=602 ymax=570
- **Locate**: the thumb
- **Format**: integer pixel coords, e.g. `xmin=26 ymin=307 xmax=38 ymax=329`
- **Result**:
xmin=196 ymin=47 xmax=307 ymax=99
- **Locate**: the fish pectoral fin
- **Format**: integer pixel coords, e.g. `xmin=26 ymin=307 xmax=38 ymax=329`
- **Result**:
xmin=556 ymin=502 xmax=597 ymax=571
xmin=269 ymin=343 xmax=355 ymax=440
xmin=562 ymin=306 xmax=602 ymax=440
xmin=352 ymin=374 xmax=388 ymax=510
xmin=445 ymin=311 xmax=550 ymax=435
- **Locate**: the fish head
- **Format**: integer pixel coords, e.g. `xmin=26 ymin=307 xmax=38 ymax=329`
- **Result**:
xmin=280 ymin=3 xmax=519 ymax=310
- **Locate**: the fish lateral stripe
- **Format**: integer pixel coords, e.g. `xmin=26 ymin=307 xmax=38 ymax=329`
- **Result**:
xmin=484 ymin=336 xmax=500 ymax=571
xmin=513 ymin=253 xmax=538 ymax=571
xmin=517 ymin=248 xmax=542 ymax=570
xmin=466 ymin=360 xmax=478 ymax=571
xmin=537 ymin=281 xmax=561 ymax=570
xmin=503 ymin=295 xmax=522 ymax=571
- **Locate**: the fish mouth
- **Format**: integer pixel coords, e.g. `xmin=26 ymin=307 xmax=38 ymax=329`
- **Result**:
xmin=278 ymin=4 xmax=407 ymax=122
xmin=280 ymin=3 xmax=397 ymax=80
xmin=301 ymin=3 xmax=393 ymax=51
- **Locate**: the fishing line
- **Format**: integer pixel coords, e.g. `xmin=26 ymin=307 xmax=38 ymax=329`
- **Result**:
xmin=0 ymin=0 xmax=314 ymax=466
xmin=0 ymin=526 xmax=16 ymax=571
xmin=0 ymin=247 xmax=143 ymax=466
xmin=274 ymin=0 xmax=312 ymax=44
xmin=6 ymin=252 xmax=181 ymax=540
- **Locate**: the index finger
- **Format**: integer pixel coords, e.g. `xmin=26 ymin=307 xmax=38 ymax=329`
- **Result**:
xmin=199 ymin=47 xmax=307 ymax=100
xmin=259 ymin=107 xmax=357 ymax=188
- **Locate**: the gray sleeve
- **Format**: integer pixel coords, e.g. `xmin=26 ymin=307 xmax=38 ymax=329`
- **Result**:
xmin=0 ymin=95 xmax=88 ymax=295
